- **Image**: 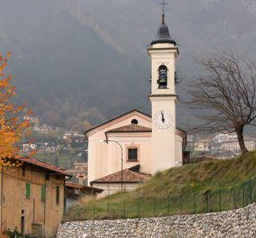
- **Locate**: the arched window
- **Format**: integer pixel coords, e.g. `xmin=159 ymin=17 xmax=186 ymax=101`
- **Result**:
xmin=158 ymin=65 xmax=168 ymax=88
xmin=131 ymin=119 xmax=138 ymax=125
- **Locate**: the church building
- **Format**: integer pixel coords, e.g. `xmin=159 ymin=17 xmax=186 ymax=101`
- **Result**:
xmin=85 ymin=13 xmax=186 ymax=197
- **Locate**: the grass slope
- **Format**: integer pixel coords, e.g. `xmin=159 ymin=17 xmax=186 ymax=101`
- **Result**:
xmin=65 ymin=151 xmax=256 ymax=221
xmin=134 ymin=151 xmax=256 ymax=198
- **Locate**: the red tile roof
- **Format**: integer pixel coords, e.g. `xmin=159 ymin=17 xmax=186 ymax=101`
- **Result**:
xmin=66 ymin=182 xmax=103 ymax=193
xmin=106 ymin=124 xmax=152 ymax=133
xmin=19 ymin=157 xmax=71 ymax=177
xmin=90 ymin=167 xmax=151 ymax=184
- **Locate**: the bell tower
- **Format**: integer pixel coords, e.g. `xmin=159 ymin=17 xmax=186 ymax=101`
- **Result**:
xmin=148 ymin=11 xmax=179 ymax=173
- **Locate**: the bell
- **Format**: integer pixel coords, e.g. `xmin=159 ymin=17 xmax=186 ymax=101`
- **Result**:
xmin=158 ymin=68 xmax=167 ymax=88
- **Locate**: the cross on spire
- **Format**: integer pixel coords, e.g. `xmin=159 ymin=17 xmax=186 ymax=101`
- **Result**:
xmin=159 ymin=0 xmax=168 ymax=15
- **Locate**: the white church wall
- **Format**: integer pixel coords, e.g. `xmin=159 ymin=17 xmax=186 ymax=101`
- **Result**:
xmin=91 ymin=183 xmax=142 ymax=199
xmin=175 ymin=133 xmax=183 ymax=167
xmin=107 ymin=133 xmax=153 ymax=175
xmin=87 ymin=112 xmax=152 ymax=184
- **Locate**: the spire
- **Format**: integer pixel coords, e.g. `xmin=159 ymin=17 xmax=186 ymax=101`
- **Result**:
xmin=151 ymin=1 xmax=176 ymax=46
xmin=161 ymin=14 xmax=165 ymax=24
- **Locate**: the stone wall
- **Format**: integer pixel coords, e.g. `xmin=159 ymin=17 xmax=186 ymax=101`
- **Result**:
xmin=57 ymin=203 xmax=256 ymax=238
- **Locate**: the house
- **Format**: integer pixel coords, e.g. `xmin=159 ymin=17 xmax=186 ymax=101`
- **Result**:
xmin=65 ymin=182 xmax=103 ymax=210
xmin=85 ymin=12 xmax=187 ymax=194
xmin=220 ymin=138 xmax=256 ymax=152
xmin=22 ymin=143 xmax=36 ymax=152
xmin=194 ymin=139 xmax=211 ymax=152
xmin=66 ymin=162 xmax=88 ymax=185
xmin=214 ymin=133 xmax=238 ymax=143
xmin=0 ymin=157 xmax=71 ymax=237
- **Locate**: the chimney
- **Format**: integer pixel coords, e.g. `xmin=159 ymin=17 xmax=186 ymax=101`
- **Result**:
xmin=78 ymin=175 xmax=84 ymax=186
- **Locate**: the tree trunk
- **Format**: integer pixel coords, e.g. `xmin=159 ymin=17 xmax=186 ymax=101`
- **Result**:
xmin=236 ymin=127 xmax=248 ymax=154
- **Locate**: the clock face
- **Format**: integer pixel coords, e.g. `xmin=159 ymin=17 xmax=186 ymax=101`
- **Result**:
xmin=153 ymin=110 xmax=173 ymax=130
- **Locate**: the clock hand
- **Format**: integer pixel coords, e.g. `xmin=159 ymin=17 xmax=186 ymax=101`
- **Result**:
xmin=161 ymin=111 xmax=165 ymax=123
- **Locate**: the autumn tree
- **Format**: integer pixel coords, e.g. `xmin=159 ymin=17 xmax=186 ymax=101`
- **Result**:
xmin=186 ymin=51 xmax=256 ymax=154
xmin=0 ymin=52 xmax=32 ymax=166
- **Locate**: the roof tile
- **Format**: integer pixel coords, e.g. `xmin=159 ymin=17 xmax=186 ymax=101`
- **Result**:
xmin=66 ymin=182 xmax=103 ymax=192
xmin=106 ymin=124 xmax=151 ymax=133
xmin=90 ymin=166 xmax=151 ymax=184
xmin=19 ymin=157 xmax=71 ymax=176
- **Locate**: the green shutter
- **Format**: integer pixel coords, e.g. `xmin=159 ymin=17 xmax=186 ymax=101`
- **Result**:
xmin=26 ymin=183 xmax=30 ymax=199
xmin=41 ymin=185 xmax=46 ymax=202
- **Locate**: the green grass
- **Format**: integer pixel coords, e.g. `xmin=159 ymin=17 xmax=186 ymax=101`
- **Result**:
xmin=33 ymin=153 xmax=84 ymax=168
xmin=64 ymin=151 xmax=256 ymax=221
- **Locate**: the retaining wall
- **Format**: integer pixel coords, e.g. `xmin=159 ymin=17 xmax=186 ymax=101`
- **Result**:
xmin=57 ymin=203 xmax=256 ymax=238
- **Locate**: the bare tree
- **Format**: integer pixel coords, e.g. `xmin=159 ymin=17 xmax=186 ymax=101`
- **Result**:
xmin=185 ymin=51 xmax=256 ymax=154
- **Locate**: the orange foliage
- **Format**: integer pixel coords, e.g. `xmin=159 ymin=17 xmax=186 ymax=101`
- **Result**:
xmin=0 ymin=52 xmax=33 ymax=166
xmin=0 ymin=234 xmax=8 ymax=238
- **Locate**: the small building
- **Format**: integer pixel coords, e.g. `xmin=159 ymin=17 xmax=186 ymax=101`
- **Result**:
xmin=194 ymin=139 xmax=211 ymax=152
xmin=86 ymin=110 xmax=186 ymax=186
xmin=220 ymin=139 xmax=256 ymax=152
xmin=0 ymin=157 xmax=71 ymax=238
xmin=214 ymin=133 xmax=238 ymax=143
xmin=90 ymin=165 xmax=151 ymax=198
xmin=65 ymin=182 xmax=103 ymax=210
xmin=66 ymin=162 xmax=88 ymax=185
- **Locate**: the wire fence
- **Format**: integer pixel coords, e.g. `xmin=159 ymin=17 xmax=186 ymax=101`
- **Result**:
xmin=63 ymin=176 xmax=256 ymax=222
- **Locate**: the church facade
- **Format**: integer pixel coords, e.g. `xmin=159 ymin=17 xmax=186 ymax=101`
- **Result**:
xmin=85 ymin=13 xmax=186 ymax=196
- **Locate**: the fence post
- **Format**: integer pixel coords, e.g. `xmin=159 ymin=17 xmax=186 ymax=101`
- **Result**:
xmin=69 ymin=206 xmax=71 ymax=220
xmin=180 ymin=195 xmax=183 ymax=214
xmin=138 ymin=198 xmax=141 ymax=218
xmin=233 ymin=188 xmax=236 ymax=209
xmin=124 ymin=201 xmax=126 ymax=218
xmin=205 ymin=191 xmax=209 ymax=213
xmin=77 ymin=205 xmax=80 ymax=219
xmin=219 ymin=189 xmax=222 ymax=212
xmin=193 ymin=192 xmax=196 ymax=214
xmin=243 ymin=182 xmax=245 ymax=207
xmin=250 ymin=177 xmax=253 ymax=204
xmin=93 ymin=203 xmax=96 ymax=219
xmin=154 ymin=198 xmax=156 ymax=216
xmin=167 ymin=197 xmax=170 ymax=216
xmin=108 ymin=203 xmax=110 ymax=214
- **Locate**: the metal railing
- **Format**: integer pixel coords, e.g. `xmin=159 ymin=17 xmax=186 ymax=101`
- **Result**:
xmin=63 ymin=177 xmax=256 ymax=222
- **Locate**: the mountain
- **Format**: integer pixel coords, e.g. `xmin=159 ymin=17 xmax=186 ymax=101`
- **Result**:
xmin=1 ymin=0 xmax=256 ymax=130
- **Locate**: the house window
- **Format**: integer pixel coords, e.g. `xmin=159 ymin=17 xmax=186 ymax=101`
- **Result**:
xmin=22 ymin=166 xmax=26 ymax=177
xmin=128 ymin=148 xmax=138 ymax=162
xmin=41 ymin=185 xmax=46 ymax=202
xmin=26 ymin=182 xmax=30 ymax=199
xmin=56 ymin=185 xmax=60 ymax=205
xmin=45 ymin=174 xmax=50 ymax=181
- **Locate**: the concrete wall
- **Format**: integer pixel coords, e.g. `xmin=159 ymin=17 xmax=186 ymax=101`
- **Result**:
xmin=0 ymin=164 xmax=65 ymax=237
xmin=58 ymin=203 xmax=256 ymax=238
xmin=90 ymin=182 xmax=141 ymax=198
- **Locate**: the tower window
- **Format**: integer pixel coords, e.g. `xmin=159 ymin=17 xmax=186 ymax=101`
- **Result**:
xmin=131 ymin=119 xmax=138 ymax=125
xmin=128 ymin=148 xmax=138 ymax=162
xmin=158 ymin=65 xmax=168 ymax=89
